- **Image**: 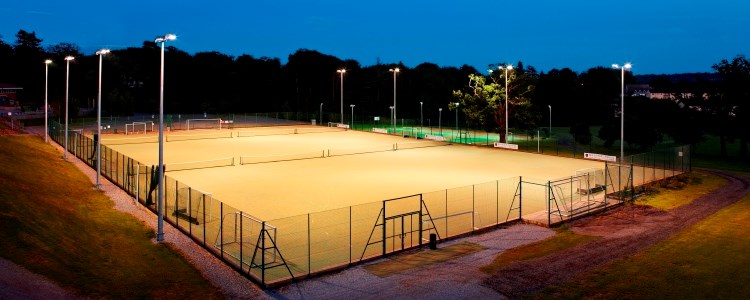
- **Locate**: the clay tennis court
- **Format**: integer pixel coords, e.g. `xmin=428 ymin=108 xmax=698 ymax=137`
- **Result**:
xmin=103 ymin=126 xmax=604 ymax=220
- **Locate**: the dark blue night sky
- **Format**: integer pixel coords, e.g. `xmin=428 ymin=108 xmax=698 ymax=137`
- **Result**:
xmin=3 ymin=0 xmax=748 ymax=74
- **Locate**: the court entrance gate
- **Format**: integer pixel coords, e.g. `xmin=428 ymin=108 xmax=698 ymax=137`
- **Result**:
xmin=361 ymin=194 xmax=440 ymax=259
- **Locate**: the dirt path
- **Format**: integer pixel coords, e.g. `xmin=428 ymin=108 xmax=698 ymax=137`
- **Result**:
xmin=484 ymin=170 xmax=750 ymax=298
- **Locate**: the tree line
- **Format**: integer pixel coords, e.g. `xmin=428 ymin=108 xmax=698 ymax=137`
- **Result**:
xmin=1 ymin=29 xmax=748 ymax=158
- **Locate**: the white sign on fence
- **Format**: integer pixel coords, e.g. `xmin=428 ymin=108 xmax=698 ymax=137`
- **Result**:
xmin=584 ymin=152 xmax=617 ymax=162
xmin=493 ymin=142 xmax=519 ymax=150
xmin=337 ymin=123 xmax=350 ymax=129
xmin=425 ymin=135 xmax=446 ymax=141
xmin=372 ymin=128 xmax=388 ymax=134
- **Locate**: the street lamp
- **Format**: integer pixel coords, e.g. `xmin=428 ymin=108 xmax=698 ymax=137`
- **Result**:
xmin=350 ymin=104 xmax=355 ymax=127
xmin=155 ymin=33 xmax=176 ymax=242
xmin=44 ymin=59 xmax=52 ymax=143
xmin=63 ymin=56 xmax=74 ymax=160
xmin=389 ymin=68 xmax=400 ymax=128
xmin=337 ymin=69 xmax=345 ymax=124
xmin=612 ymin=63 xmax=632 ymax=163
xmin=95 ymin=49 xmax=109 ymax=189
xmin=548 ymin=105 xmax=552 ymax=137
xmin=420 ymin=101 xmax=423 ymax=127
xmin=439 ymin=108 xmax=443 ymax=134
xmin=319 ymin=102 xmax=323 ymax=126
xmin=498 ymin=64 xmax=513 ymax=142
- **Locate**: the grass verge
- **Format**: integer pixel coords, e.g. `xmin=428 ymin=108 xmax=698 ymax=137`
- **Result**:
xmin=636 ymin=172 xmax=726 ymax=210
xmin=0 ymin=136 xmax=222 ymax=299
xmin=536 ymin=174 xmax=750 ymax=299
xmin=480 ymin=229 xmax=599 ymax=274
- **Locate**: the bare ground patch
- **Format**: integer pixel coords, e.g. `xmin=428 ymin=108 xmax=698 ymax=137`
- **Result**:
xmin=484 ymin=170 xmax=750 ymax=299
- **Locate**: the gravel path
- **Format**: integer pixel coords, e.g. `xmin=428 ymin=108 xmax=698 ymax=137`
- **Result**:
xmin=269 ymin=224 xmax=554 ymax=299
xmin=484 ymin=170 xmax=750 ymax=298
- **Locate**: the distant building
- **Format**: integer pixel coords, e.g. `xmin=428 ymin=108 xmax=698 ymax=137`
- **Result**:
xmin=624 ymin=84 xmax=651 ymax=98
xmin=0 ymin=83 xmax=23 ymax=108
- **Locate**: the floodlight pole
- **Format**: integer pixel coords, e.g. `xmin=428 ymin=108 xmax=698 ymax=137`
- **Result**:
xmin=439 ymin=108 xmax=442 ymax=134
xmin=319 ymin=102 xmax=323 ymax=126
xmin=350 ymin=104 xmax=355 ymax=127
xmin=95 ymin=49 xmax=109 ymax=189
xmin=499 ymin=64 xmax=513 ymax=142
xmin=420 ymin=101 xmax=423 ymax=127
xmin=64 ymin=56 xmax=74 ymax=160
xmin=612 ymin=63 xmax=632 ymax=163
xmin=337 ymin=69 xmax=345 ymax=124
xmin=454 ymin=102 xmax=459 ymax=134
xmin=389 ymin=68 xmax=400 ymax=128
xmin=44 ymin=59 xmax=52 ymax=143
xmin=155 ymin=33 xmax=175 ymax=242
xmin=389 ymin=106 xmax=394 ymax=132
xmin=548 ymin=105 xmax=552 ymax=137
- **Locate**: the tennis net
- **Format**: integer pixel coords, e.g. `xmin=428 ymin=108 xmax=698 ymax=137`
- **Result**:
xmin=236 ymin=128 xmax=296 ymax=137
xmin=327 ymin=144 xmax=395 ymax=157
xmin=165 ymin=157 xmax=236 ymax=172
xmin=236 ymin=126 xmax=344 ymax=137
xmin=102 ymin=136 xmax=159 ymax=145
xmin=395 ymin=140 xmax=450 ymax=150
xmin=239 ymin=151 xmax=326 ymax=165
xmin=166 ymin=131 xmax=233 ymax=142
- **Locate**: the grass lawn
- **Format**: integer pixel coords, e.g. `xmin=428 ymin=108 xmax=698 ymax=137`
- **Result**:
xmin=479 ymin=229 xmax=599 ymax=275
xmin=534 ymin=172 xmax=750 ymax=299
xmin=635 ymin=172 xmax=727 ymax=210
xmin=0 ymin=136 xmax=222 ymax=299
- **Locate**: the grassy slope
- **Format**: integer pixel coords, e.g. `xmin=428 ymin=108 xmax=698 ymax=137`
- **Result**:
xmin=480 ymin=171 xmax=750 ymax=298
xmin=537 ymin=175 xmax=750 ymax=299
xmin=0 ymin=136 xmax=222 ymax=299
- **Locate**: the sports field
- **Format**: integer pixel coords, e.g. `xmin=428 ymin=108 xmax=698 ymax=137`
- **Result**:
xmin=104 ymin=125 xmax=604 ymax=220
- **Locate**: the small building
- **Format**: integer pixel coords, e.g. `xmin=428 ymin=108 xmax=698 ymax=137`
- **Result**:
xmin=0 ymin=83 xmax=23 ymax=108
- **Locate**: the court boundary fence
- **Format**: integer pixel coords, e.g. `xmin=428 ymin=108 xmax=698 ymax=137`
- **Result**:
xmin=47 ymin=120 xmax=690 ymax=288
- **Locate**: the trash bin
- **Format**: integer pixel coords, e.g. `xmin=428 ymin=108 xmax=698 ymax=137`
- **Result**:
xmin=429 ymin=233 xmax=437 ymax=250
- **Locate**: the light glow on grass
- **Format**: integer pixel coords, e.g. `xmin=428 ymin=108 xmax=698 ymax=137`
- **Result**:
xmin=536 ymin=172 xmax=750 ymax=299
xmin=0 ymin=136 xmax=221 ymax=298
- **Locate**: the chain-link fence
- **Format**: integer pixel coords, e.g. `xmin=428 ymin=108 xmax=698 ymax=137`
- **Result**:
xmin=48 ymin=119 xmax=690 ymax=287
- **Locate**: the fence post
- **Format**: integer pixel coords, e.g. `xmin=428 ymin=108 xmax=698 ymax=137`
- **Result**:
xmin=261 ymin=221 xmax=266 ymax=285
xmin=308 ymin=213 xmax=311 ymax=276
xmin=382 ymin=200 xmax=386 ymax=256
xmin=202 ymin=194 xmax=206 ymax=246
xmin=519 ymin=176 xmax=523 ymax=220
xmin=471 ymin=185 xmax=475 ymax=232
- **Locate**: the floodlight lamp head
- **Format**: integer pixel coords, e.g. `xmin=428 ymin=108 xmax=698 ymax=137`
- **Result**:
xmin=439 ymin=108 xmax=442 ymax=111
xmin=612 ymin=64 xmax=620 ymax=69
xmin=487 ymin=69 xmax=493 ymax=74
xmin=44 ymin=59 xmax=52 ymax=64
xmin=624 ymin=63 xmax=632 ymax=69
xmin=337 ymin=69 xmax=346 ymax=73
xmin=64 ymin=56 xmax=75 ymax=61
xmin=155 ymin=33 xmax=176 ymax=43
xmin=350 ymin=104 xmax=355 ymax=107
xmin=389 ymin=68 xmax=400 ymax=73
xmin=96 ymin=48 xmax=110 ymax=55
xmin=507 ymin=64 xmax=513 ymax=70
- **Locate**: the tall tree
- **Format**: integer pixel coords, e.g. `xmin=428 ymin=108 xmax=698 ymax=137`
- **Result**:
xmin=712 ymin=55 xmax=750 ymax=158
